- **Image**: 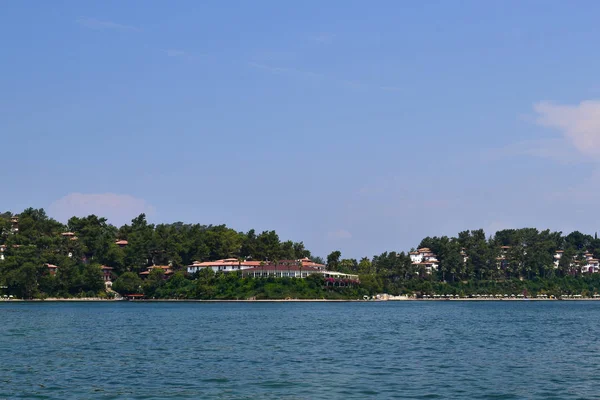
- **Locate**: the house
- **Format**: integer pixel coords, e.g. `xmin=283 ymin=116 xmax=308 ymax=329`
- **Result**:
xmin=582 ymin=252 xmax=599 ymax=273
xmin=553 ymin=250 xmax=564 ymax=268
xmin=139 ymin=265 xmax=173 ymax=278
xmin=586 ymin=258 xmax=600 ymax=273
xmin=187 ymin=258 xmax=262 ymax=274
xmin=10 ymin=216 xmax=18 ymax=233
xmin=409 ymin=248 xmax=439 ymax=274
xmin=100 ymin=265 xmax=113 ymax=286
xmin=46 ymin=264 xmax=59 ymax=276
xmin=115 ymin=240 xmax=128 ymax=247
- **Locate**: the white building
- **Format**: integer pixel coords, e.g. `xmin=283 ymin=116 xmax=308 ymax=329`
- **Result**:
xmin=10 ymin=216 xmax=18 ymax=233
xmin=241 ymin=264 xmax=359 ymax=281
xmin=553 ymin=250 xmax=564 ymax=268
xmin=410 ymin=248 xmax=439 ymax=274
xmin=582 ymin=252 xmax=599 ymax=274
xmin=460 ymin=248 xmax=468 ymax=264
xmin=187 ymin=258 xmax=262 ymax=274
xmin=187 ymin=257 xmax=326 ymax=274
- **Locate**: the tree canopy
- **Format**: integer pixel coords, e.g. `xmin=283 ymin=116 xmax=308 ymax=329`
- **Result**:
xmin=2 ymin=208 xmax=600 ymax=299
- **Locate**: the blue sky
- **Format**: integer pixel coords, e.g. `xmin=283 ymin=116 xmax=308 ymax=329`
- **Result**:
xmin=2 ymin=1 xmax=600 ymax=259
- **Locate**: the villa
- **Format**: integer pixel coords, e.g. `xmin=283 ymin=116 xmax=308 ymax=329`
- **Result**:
xmin=186 ymin=257 xmax=357 ymax=282
xmin=241 ymin=262 xmax=359 ymax=282
xmin=100 ymin=265 xmax=113 ymax=287
xmin=409 ymin=248 xmax=439 ymax=274
xmin=553 ymin=250 xmax=564 ymax=268
xmin=582 ymin=252 xmax=600 ymax=273
xmin=186 ymin=257 xmax=327 ymax=274
xmin=187 ymin=258 xmax=262 ymax=274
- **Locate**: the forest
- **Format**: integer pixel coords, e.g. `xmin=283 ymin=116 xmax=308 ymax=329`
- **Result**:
xmin=1 ymin=208 xmax=600 ymax=299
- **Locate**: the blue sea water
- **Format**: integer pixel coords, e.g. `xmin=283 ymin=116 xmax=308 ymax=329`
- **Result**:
xmin=1 ymin=301 xmax=599 ymax=399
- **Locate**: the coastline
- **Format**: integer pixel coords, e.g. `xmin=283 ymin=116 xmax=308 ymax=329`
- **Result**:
xmin=4 ymin=297 xmax=600 ymax=302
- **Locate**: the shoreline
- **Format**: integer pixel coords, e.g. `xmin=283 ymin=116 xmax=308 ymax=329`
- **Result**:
xmin=3 ymin=297 xmax=600 ymax=303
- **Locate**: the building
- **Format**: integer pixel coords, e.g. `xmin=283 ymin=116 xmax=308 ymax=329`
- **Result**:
xmin=115 ymin=240 xmax=128 ymax=247
xmin=187 ymin=258 xmax=262 ymax=274
xmin=553 ymin=250 xmax=564 ymax=268
xmin=10 ymin=216 xmax=18 ymax=233
xmin=496 ymin=246 xmax=511 ymax=269
xmin=139 ymin=265 xmax=174 ymax=278
xmin=460 ymin=248 xmax=468 ymax=264
xmin=409 ymin=248 xmax=439 ymax=274
xmin=241 ymin=263 xmax=359 ymax=281
xmin=582 ymin=252 xmax=599 ymax=274
xmin=185 ymin=257 xmax=354 ymax=282
xmin=100 ymin=265 xmax=113 ymax=287
xmin=46 ymin=264 xmax=59 ymax=276
xmin=0 ymin=245 xmax=5 ymax=261
xmin=186 ymin=257 xmax=327 ymax=274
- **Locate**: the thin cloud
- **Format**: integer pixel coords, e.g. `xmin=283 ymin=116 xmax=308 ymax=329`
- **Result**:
xmin=487 ymin=138 xmax=585 ymax=165
xmin=533 ymin=100 xmax=600 ymax=157
xmin=49 ymin=193 xmax=155 ymax=226
xmin=76 ymin=17 xmax=140 ymax=32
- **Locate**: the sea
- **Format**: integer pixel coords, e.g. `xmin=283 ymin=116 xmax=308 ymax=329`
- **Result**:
xmin=1 ymin=301 xmax=599 ymax=399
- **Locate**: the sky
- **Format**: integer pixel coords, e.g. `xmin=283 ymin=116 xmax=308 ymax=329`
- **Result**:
xmin=2 ymin=1 xmax=600 ymax=259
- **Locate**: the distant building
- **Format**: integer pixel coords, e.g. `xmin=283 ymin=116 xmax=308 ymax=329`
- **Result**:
xmin=46 ymin=264 xmax=59 ymax=276
xmin=582 ymin=252 xmax=599 ymax=274
xmin=115 ymin=240 xmax=128 ymax=247
xmin=409 ymin=248 xmax=439 ymax=274
xmin=496 ymin=246 xmax=511 ymax=269
xmin=241 ymin=262 xmax=359 ymax=281
xmin=100 ymin=265 xmax=113 ymax=287
xmin=460 ymin=248 xmax=468 ymax=264
xmin=186 ymin=257 xmax=327 ymax=274
xmin=553 ymin=250 xmax=564 ymax=268
xmin=187 ymin=258 xmax=261 ymax=274
xmin=10 ymin=216 xmax=18 ymax=233
xmin=139 ymin=265 xmax=173 ymax=278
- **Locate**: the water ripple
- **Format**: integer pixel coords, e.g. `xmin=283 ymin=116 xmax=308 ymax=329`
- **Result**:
xmin=2 ymin=302 xmax=600 ymax=399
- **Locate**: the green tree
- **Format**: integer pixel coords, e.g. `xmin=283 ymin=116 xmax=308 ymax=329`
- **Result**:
xmin=327 ymin=251 xmax=341 ymax=270
xmin=113 ymin=272 xmax=143 ymax=295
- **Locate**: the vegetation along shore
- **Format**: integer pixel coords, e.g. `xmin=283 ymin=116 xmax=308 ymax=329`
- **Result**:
xmin=3 ymin=208 xmax=600 ymax=301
